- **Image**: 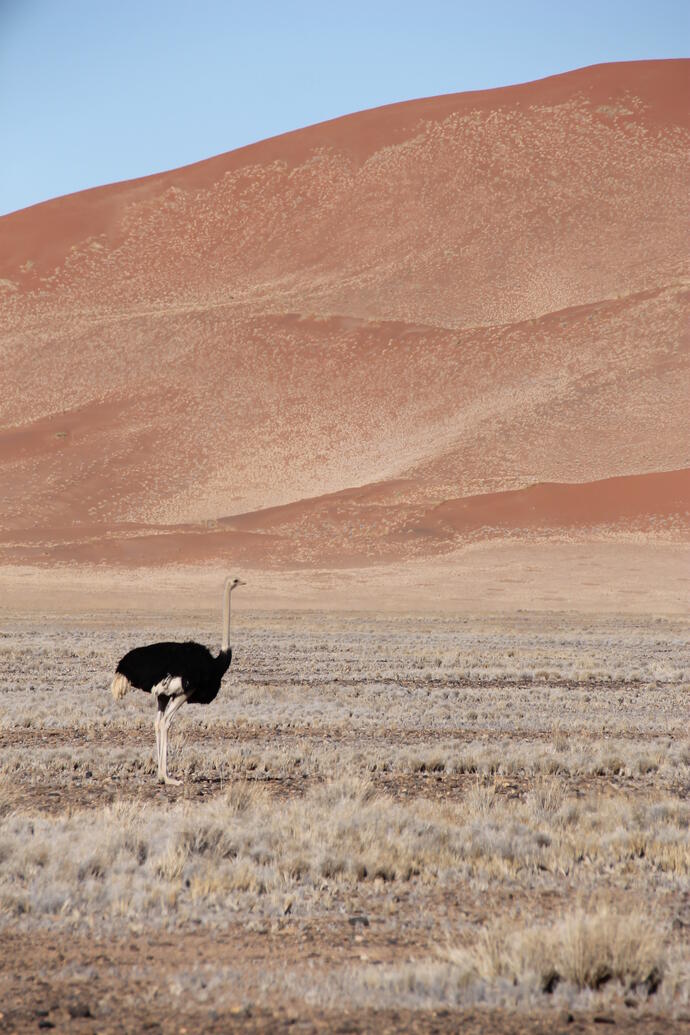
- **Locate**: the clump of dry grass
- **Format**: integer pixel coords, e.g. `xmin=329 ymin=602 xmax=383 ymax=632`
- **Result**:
xmin=0 ymin=776 xmax=13 ymax=820
xmin=339 ymin=906 xmax=684 ymax=1011
xmin=444 ymin=906 xmax=664 ymax=993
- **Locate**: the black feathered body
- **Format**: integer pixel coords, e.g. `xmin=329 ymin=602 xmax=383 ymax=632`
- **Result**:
xmin=116 ymin=641 xmax=232 ymax=705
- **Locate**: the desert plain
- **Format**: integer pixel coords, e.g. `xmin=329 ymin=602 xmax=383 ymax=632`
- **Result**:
xmin=1 ymin=600 xmax=689 ymax=1034
xmin=1 ymin=58 xmax=689 ymax=1033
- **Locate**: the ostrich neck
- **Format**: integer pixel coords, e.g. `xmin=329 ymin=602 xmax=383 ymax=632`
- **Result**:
xmin=222 ymin=584 xmax=232 ymax=653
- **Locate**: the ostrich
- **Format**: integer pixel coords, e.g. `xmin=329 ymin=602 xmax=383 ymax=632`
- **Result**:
xmin=110 ymin=576 xmax=245 ymax=785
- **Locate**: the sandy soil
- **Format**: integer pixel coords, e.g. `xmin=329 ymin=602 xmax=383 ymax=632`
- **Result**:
xmin=2 ymin=929 xmax=686 ymax=1034
xmin=0 ymin=538 xmax=688 ymax=618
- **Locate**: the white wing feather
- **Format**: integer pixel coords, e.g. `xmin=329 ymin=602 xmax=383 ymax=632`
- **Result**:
xmin=152 ymin=675 xmax=184 ymax=696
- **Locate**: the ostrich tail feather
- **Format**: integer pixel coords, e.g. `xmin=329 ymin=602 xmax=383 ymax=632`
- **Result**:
xmin=111 ymin=672 xmax=131 ymax=701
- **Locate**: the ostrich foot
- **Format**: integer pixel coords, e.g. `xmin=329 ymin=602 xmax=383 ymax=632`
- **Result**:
xmin=158 ymin=774 xmax=183 ymax=786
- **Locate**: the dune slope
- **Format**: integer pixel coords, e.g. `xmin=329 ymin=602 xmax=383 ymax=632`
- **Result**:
xmin=1 ymin=60 xmax=688 ymax=575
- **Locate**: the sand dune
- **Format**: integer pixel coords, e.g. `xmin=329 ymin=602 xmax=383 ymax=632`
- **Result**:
xmin=1 ymin=60 xmax=688 ymax=592
xmin=2 ymin=467 xmax=687 ymax=571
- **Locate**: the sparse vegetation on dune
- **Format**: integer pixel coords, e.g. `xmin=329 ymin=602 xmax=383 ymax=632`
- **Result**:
xmin=1 ymin=610 xmax=689 ymax=1030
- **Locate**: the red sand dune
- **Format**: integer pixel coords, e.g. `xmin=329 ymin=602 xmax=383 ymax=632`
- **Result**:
xmin=0 ymin=60 xmax=688 ymax=572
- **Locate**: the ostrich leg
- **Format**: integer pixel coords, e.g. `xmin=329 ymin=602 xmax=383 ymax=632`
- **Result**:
xmin=159 ymin=693 xmax=188 ymax=786
xmin=154 ymin=697 xmax=166 ymax=780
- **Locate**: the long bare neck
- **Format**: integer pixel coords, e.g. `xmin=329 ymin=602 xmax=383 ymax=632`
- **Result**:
xmin=221 ymin=581 xmax=233 ymax=653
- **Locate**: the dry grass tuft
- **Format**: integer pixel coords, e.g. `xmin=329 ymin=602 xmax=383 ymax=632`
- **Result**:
xmin=444 ymin=906 xmax=665 ymax=993
xmin=342 ymin=907 xmax=680 ymax=1010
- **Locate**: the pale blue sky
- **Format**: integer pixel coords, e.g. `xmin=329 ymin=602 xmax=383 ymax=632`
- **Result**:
xmin=1 ymin=0 xmax=687 ymax=215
